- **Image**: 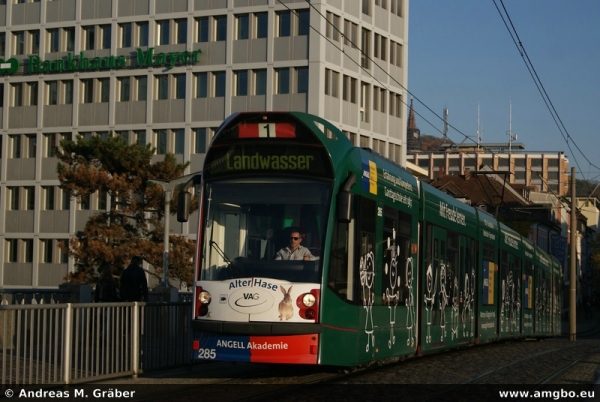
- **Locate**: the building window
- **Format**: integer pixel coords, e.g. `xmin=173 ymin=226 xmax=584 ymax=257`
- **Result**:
xmin=120 ymin=23 xmax=132 ymax=47
xmin=28 ymin=82 xmax=38 ymax=106
xmin=362 ymin=0 xmax=371 ymax=15
xmin=174 ymin=74 xmax=186 ymax=99
xmin=83 ymin=26 xmax=95 ymax=50
xmin=44 ymin=186 xmax=55 ymax=210
xmin=7 ymin=239 xmax=18 ymax=263
xmin=277 ymin=12 xmax=291 ymax=37
xmin=65 ymin=27 xmax=75 ymax=51
xmin=82 ymin=79 xmax=94 ymax=103
xmin=47 ymin=81 xmax=58 ymax=105
xmin=156 ymin=130 xmax=167 ymax=154
xmin=135 ymin=130 xmax=146 ymax=146
xmin=343 ymin=75 xmax=357 ymax=103
xmin=138 ymin=22 xmax=149 ymax=46
xmin=157 ymin=75 xmax=168 ymax=100
xmin=14 ymin=31 xmax=25 ymax=55
xmin=297 ymin=9 xmax=310 ymax=36
xmin=41 ymin=239 xmax=53 ymax=264
xmin=390 ymin=41 xmax=402 ymax=67
xmin=213 ymin=71 xmax=226 ymax=97
xmin=236 ymin=14 xmax=249 ymax=40
xmin=9 ymin=187 xmax=20 ymax=210
xmin=344 ymin=20 xmax=358 ymax=47
xmin=296 ymin=67 xmax=308 ymax=94
xmin=48 ymin=28 xmax=59 ymax=52
xmin=176 ymin=19 xmax=187 ymax=44
xmin=360 ymin=82 xmax=370 ymax=122
xmin=0 ymin=32 xmax=5 ymax=56
xmin=326 ymin=12 xmax=340 ymax=42
xmin=391 ymin=0 xmax=403 ymax=17
xmin=101 ymin=24 xmax=111 ymax=49
xmin=174 ymin=129 xmax=185 ymax=154
xmin=255 ymin=13 xmax=268 ymax=39
xmin=10 ymin=135 xmax=21 ymax=158
xmin=157 ymin=20 xmax=170 ymax=45
xmin=136 ymin=76 xmax=147 ymax=101
xmin=79 ymin=194 xmax=90 ymax=210
xmin=60 ymin=244 xmax=69 ymax=264
xmin=24 ymin=239 xmax=33 ymax=263
xmin=196 ymin=72 xmax=208 ymax=98
xmin=26 ymin=134 xmax=36 ymax=158
xmin=324 ymin=69 xmax=339 ymax=97
xmin=99 ymin=78 xmax=109 ymax=102
xmin=234 ymin=70 xmax=248 ymax=96
xmin=44 ymin=133 xmax=63 ymax=157
xmin=119 ymin=77 xmax=130 ymax=101
xmin=12 ymin=83 xmax=23 ymax=106
xmin=61 ymin=189 xmax=71 ymax=210
xmin=98 ymin=190 xmax=107 ymax=210
xmin=215 ymin=15 xmax=227 ymax=41
xmin=64 ymin=80 xmax=73 ymax=104
xmin=197 ymin=17 xmax=209 ymax=42
xmin=29 ymin=31 xmax=40 ymax=54
xmin=254 ymin=69 xmax=267 ymax=95
xmin=194 ymin=128 xmax=206 ymax=153
xmin=276 ymin=68 xmax=289 ymax=94
xmin=25 ymin=186 xmax=35 ymax=210
xmin=361 ymin=28 xmax=371 ymax=69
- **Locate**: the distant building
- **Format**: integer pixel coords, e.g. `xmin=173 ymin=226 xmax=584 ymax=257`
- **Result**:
xmin=405 ymin=113 xmax=569 ymax=196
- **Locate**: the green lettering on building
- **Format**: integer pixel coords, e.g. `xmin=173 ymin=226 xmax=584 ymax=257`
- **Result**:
xmin=24 ymin=47 xmax=201 ymax=74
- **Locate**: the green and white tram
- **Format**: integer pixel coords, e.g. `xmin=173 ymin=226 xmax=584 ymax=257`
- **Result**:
xmin=177 ymin=111 xmax=562 ymax=366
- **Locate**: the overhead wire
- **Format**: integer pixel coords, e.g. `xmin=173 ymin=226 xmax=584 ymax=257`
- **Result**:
xmin=493 ymin=0 xmax=600 ymax=190
xmin=279 ymin=0 xmax=595 ymax=196
xmin=280 ymin=0 xmax=546 ymax=173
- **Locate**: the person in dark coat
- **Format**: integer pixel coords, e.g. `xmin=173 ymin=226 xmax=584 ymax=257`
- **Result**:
xmin=120 ymin=256 xmax=148 ymax=302
xmin=94 ymin=263 xmax=119 ymax=302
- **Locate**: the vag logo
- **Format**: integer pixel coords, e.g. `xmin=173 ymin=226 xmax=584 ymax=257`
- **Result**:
xmin=0 ymin=58 xmax=19 ymax=74
xmin=229 ymin=287 xmax=274 ymax=314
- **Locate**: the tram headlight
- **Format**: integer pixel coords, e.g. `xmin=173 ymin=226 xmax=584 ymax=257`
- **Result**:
xmin=199 ymin=291 xmax=212 ymax=305
xmin=302 ymin=293 xmax=316 ymax=307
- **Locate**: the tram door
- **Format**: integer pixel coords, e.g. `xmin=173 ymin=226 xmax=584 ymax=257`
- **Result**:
xmin=422 ymin=225 xmax=448 ymax=352
xmin=499 ymin=251 xmax=522 ymax=337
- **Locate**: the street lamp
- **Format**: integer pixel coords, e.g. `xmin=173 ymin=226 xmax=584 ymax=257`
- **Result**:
xmin=149 ymin=172 xmax=199 ymax=287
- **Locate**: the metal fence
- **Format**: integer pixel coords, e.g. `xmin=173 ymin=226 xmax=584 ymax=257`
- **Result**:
xmin=1 ymin=301 xmax=192 ymax=385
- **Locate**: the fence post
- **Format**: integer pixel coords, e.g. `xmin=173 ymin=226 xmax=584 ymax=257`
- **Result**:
xmin=132 ymin=303 xmax=140 ymax=379
xmin=63 ymin=304 xmax=73 ymax=384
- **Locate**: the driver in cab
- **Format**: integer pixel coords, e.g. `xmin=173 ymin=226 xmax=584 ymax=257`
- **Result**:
xmin=275 ymin=229 xmax=315 ymax=261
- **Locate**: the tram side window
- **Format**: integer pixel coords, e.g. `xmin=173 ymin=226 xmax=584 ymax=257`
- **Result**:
xmin=358 ymin=198 xmax=376 ymax=306
xmin=328 ymin=196 xmax=376 ymax=304
xmin=524 ymin=262 xmax=534 ymax=310
xmin=445 ymin=232 xmax=459 ymax=307
xmin=382 ymin=206 xmax=412 ymax=306
xmin=328 ymin=219 xmax=355 ymax=302
xmin=463 ymin=238 xmax=476 ymax=304
xmin=482 ymin=242 xmax=496 ymax=306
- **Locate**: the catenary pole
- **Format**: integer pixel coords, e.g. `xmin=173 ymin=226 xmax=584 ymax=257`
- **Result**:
xmin=570 ymin=167 xmax=577 ymax=341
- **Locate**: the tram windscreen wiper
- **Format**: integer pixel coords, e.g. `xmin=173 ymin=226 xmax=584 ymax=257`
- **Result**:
xmin=210 ymin=241 xmax=243 ymax=277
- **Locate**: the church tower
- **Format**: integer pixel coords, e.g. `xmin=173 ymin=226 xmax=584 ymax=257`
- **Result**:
xmin=407 ymin=98 xmax=421 ymax=152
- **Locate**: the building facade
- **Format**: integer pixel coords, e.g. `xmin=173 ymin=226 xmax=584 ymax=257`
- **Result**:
xmin=408 ymin=146 xmax=569 ymax=196
xmin=0 ymin=0 xmax=409 ymax=287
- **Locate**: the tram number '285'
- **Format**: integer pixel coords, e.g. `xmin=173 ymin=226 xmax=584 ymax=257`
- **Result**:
xmin=197 ymin=348 xmax=217 ymax=359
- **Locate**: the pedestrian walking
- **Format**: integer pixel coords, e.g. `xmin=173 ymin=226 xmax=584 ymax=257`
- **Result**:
xmin=94 ymin=263 xmax=119 ymax=302
xmin=120 ymin=256 xmax=149 ymax=302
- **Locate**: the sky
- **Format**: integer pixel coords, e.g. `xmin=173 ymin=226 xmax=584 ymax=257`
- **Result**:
xmin=407 ymin=0 xmax=600 ymax=182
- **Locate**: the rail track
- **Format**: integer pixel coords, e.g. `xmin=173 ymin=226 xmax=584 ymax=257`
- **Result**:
xmin=83 ymin=334 xmax=600 ymax=401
